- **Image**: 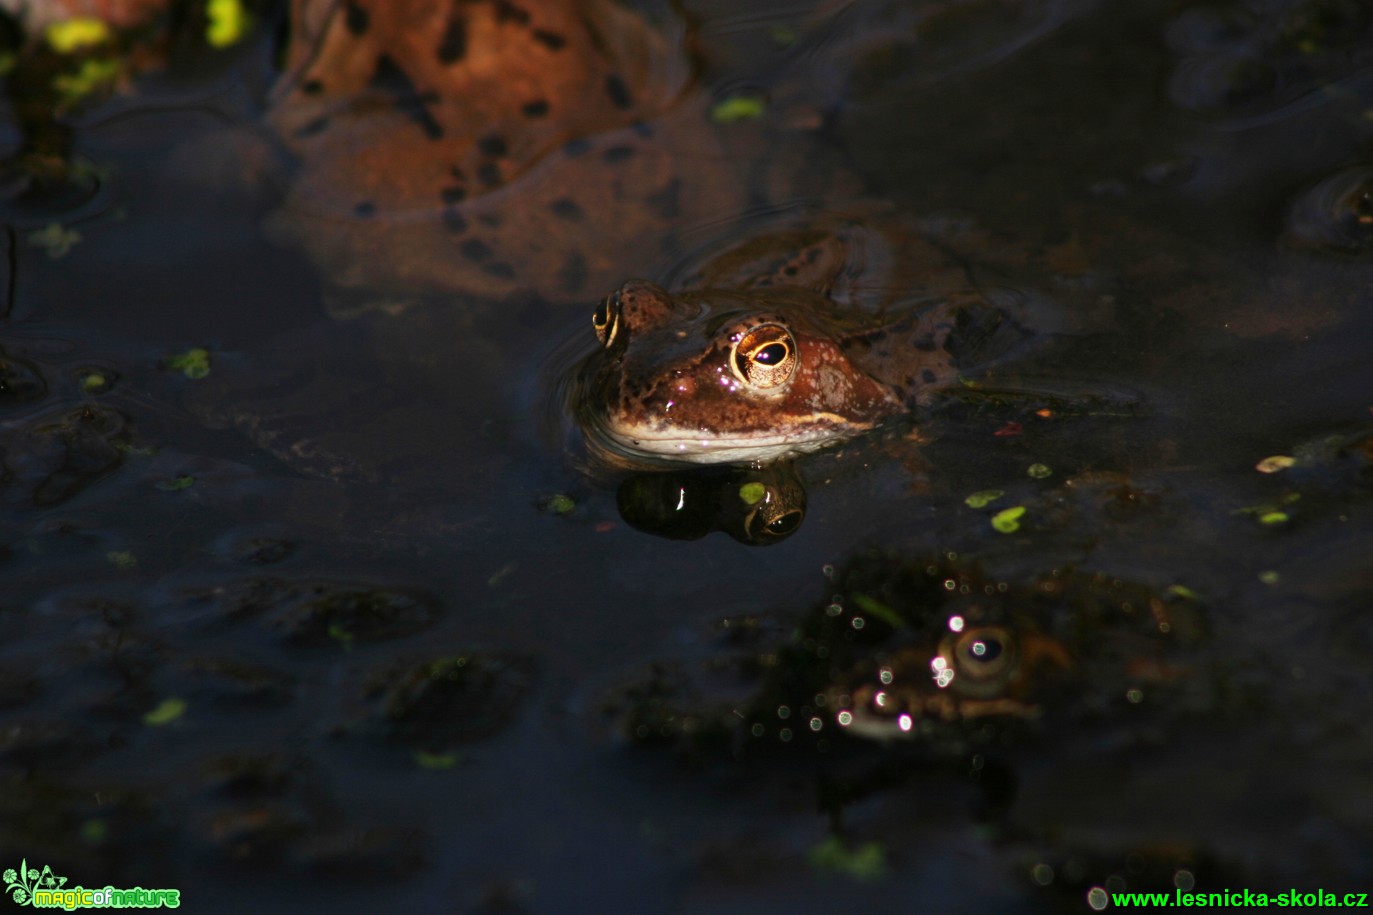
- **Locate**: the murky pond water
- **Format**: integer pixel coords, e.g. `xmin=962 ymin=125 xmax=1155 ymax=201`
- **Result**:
xmin=3 ymin=0 xmax=1372 ymax=911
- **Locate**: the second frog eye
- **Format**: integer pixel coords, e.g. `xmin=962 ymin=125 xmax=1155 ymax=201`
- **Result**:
xmin=593 ymin=292 xmax=621 ymax=347
xmin=732 ymin=323 xmax=797 ymax=389
xmin=949 ymin=627 xmax=1015 ymax=681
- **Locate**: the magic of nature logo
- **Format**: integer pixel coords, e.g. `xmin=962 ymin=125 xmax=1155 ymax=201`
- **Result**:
xmin=4 ymin=860 xmax=180 ymax=909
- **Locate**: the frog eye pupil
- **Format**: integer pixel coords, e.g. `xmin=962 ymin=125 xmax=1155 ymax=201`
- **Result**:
xmin=768 ymin=510 xmax=802 ymax=534
xmin=754 ymin=342 xmax=788 ymax=365
xmin=969 ymin=638 xmax=1001 ymax=662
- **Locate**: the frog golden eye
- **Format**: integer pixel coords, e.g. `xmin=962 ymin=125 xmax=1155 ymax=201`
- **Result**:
xmin=731 ymin=323 xmax=797 ymax=389
xmin=592 ymin=292 xmax=620 ymax=347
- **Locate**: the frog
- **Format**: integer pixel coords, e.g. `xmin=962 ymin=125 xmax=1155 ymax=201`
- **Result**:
xmin=183 ymin=0 xmax=808 ymax=486
xmin=264 ymin=0 xmax=817 ymax=308
xmin=829 ymin=593 xmax=1075 ymax=740
xmin=570 ymin=212 xmax=1022 ymax=466
xmin=605 ymin=553 xmax=1204 ymax=755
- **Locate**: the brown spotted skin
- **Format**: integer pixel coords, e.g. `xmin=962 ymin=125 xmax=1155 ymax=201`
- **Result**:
xmin=268 ymin=0 xmax=752 ymax=302
xmin=575 ymin=279 xmax=976 ymax=464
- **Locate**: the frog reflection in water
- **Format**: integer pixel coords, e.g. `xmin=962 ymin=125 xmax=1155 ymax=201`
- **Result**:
xmin=573 ymin=222 xmax=1010 ymax=465
xmin=607 ymin=555 xmax=1202 ymax=755
xmin=831 ymin=595 xmax=1075 ymax=741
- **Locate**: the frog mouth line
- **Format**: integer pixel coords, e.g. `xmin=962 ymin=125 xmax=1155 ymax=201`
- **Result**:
xmin=832 ymin=694 xmax=1042 ymax=740
xmin=595 ymin=413 xmax=877 ymax=464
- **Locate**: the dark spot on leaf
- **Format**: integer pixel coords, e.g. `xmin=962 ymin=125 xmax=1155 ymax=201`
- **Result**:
xmin=522 ymin=99 xmax=550 ymax=118
xmin=449 ymin=165 xmax=466 ymax=181
xmin=441 ymin=186 xmax=466 ymax=205
xmin=479 ymin=135 xmax=508 ymax=158
xmin=550 ymin=198 xmax=583 ymax=221
xmin=344 ymin=0 xmax=369 ymax=35
xmin=477 ymin=162 xmax=502 ymax=186
xmin=437 ymin=13 xmax=467 ymax=63
xmin=461 ymin=239 xmax=492 ymax=262
xmin=354 ymin=201 xmax=377 ymax=218
xmin=532 ymin=29 xmax=566 ymax=50
xmin=558 ymin=252 xmax=588 ymax=294
xmin=478 ymin=214 xmax=501 ymax=228
xmin=484 ymin=262 xmax=516 ymax=279
xmin=915 ymin=335 xmax=938 ymax=352
xmin=605 ymin=75 xmax=632 ymax=109
xmin=647 ymin=178 xmax=682 ymax=219
xmin=632 ymin=121 xmax=653 ymax=138
xmin=302 ymin=79 xmax=324 ymax=95
xmin=563 ymin=138 xmax=591 ymax=158
xmin=922 ymin=369 xmax=937 ymax=383
xmin=603 ymin=146 xmax=635 ymax=164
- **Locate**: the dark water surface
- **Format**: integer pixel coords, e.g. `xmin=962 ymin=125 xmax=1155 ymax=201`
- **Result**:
xmin=3 ymin=1 xmax=1372 ymax=911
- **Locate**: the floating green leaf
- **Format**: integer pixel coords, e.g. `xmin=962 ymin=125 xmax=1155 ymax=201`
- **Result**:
xmin=54 ymin=57 xmax=122 ymax=105
xmin=1166 ymin=584 xmax=1199 ymax=601
xmin=809 ymin=836 xmax=887 ymax=881
xmin=81 ymin=372 xmax=108 ymax=392
xmin=738 ymin=481 xmax=767 ymax=505
xmin=487 ymin=562 xmax=517 ymax=588
xmin=1027 ymin=463 xmax=1053 ymax=479
xmin=414 ymin=751 xmax=458 ymax=770
xmin=143 ymin=697 xmax=186 ymax=726
xmin=106 ymin=550 xmax=137 ymax=570
xmin=543 ymin=493 xmax=576 ymax=515
xmin=1255 ymin=455 xmax=1295 ymax=474
xmin=164 ymin=348 xmax=211 ymax=379
xmin=1258 ymin=570 xmax=1281 ymax=586
xmin=710 ymin=94 xmax=766 ymax=123
xmin=849 ymin=592 xmax=904 ymax=629
xmin=991 ymin=505 xmax=1027 ymax=533
xmin=770 ymin=24 xmax=798 ymax=47
xmin=327 ymin=624 xmax=354 ymax=649
xmin=206 ymin=0 xmax=251 ymax=48
xmin=1235 ymin=492 xmax=1300 ymax=521
xmin=156 ymin=475 xmax=195 ymax=492
xmin=80 ymin=819 xmax=108 ymax=844
xmin=46 ymin=18 xmax=110 ymax=53
xmin=28 ymin=223 xmax=82 ymax=259
xmin=964 ymin=489 xmax=1004 ymax=509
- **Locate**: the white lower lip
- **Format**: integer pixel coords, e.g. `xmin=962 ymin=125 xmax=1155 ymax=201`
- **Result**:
xmin=603 ymin=416 xmax=872 ymax=464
